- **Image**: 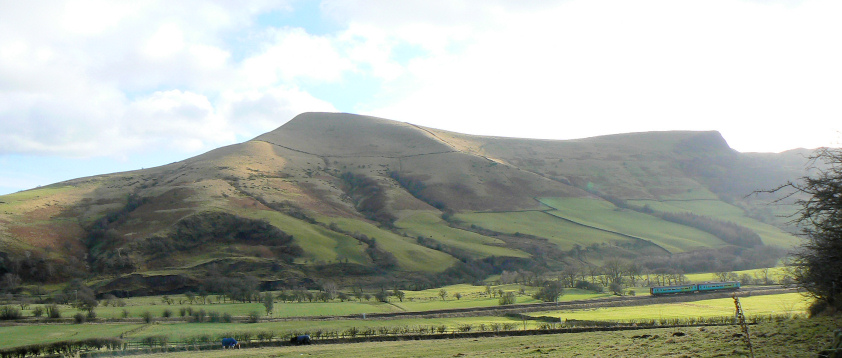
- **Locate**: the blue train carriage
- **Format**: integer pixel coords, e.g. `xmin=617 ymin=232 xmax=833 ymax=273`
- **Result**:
xmin=650 ymin=284 xmax=697 ymax=296
xmin=697 ymin=281 xmax=740 ymax=292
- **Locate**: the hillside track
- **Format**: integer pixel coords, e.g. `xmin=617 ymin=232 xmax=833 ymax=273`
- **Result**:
xmin=267 ymin=286 xmax=797 ymax=322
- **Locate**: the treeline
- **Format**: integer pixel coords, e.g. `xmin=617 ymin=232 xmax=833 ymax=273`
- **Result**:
xmin=322 ymin=224 xmax=399 ymax=270
xmin=135 ymin=212 xmax=303 ymax=263
xmin=638 ymin=245 xmax=784 ymax=274
xmin=575 ymin=183 xmax=765 ymax=249
xmin=0 ymin=252 xmax=59 ymax=285
xmin=389 ymin=171 xmax=447 ymax=211
xmin=425 ymin=257 xmax=538 ymax=288
xmin=85 ymin=194 xmax=147 ymax=273
xmin=339 ymin=172 xmax=396 ymax=226
xmin=654 ymin=211 xmax=763 ymax=248
xmin=414 ymin=236 xmax=474 ymax=262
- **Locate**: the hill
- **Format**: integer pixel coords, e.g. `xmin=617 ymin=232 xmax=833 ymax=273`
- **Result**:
xmin=0 ymin=112 xmax=808 ymax=294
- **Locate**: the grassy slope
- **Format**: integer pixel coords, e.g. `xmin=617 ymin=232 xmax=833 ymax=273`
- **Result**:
xmin=0 ymin=113 xmax=808 ymax=285
xmin=395 ymin=211 xmax=529 ymax=259
xmin=540 ymin=197 xmax=726 ymax=253
xmin=454 ymin=211 xmax=636 ymax=251
xmin=244 ymin=209 xmax=369 ymax=265
xmin=324 ymin=217 xmax=458 ymax=273
xmin=627 ymin=199 xmax=799 ymax=248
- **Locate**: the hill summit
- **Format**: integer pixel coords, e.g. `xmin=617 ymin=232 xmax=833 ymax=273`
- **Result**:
xmin=0 ymin=112 xmax=807 ymax=294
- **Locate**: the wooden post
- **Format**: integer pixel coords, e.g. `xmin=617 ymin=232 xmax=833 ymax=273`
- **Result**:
xmin=733 ymin=294 xmax=755 ymax=358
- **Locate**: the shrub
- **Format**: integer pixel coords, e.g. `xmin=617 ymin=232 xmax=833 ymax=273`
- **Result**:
xmin=32 ymin=306 xmax=44 ymax=317
xmin=574 ymin=280 xmax=604 ymax=293
xmin=140 ymin=311 xmax=153 ymax=323
xmin=499 ymin=292 xmax=517 ymax=305
xmin=0 ymin=305 xmax=22 ymax=320
xmin=73 ymin=312 xmax=86 ymax=324
xmin=121 ymin=309 xmax=129 ymax=318
xmin=208 ymin=311 xmax=220 ymax=323
xmin=161 ymin=309 xmax=172 ymax=318
xmin=222 ymin=312 xmax=233 ymax=323
xmin=141 ymin=335 xmax=169 ymax=347
xmin=0 ymin=306 xmax=23 ymax=320
xmin=247 ymin=311 xmax=260 ymax=323
xmin=190 ymin=309 xmax=206 ymax=323
xmin=46 ymin=304 xmax=61 ymax=319
xmin=345 ymin=327 xmax=359 ymax=337
xmin=257 ymin=331 xmax=274 ymax=341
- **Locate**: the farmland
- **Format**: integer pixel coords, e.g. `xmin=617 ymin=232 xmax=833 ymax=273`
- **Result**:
xmin=123 ymin=315 xmax=842 ymax=358
xmin=0 ymin=280 xmax=815 ymax=356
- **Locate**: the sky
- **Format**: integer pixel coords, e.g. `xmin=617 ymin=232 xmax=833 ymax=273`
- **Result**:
xmin=1 ymin=0 xmax=841 ymax=195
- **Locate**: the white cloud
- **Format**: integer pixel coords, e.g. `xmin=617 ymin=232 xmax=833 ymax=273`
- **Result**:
xmin=240 ymin=27 xmax=353 ymax=87
xmin=143 ymin=23 xmax=186 ymax=59
xmin=356 ymin=0 xmax=842 ymax=152
xmin=220 ymin=86 xmax=337 ymax=137
xmin=0 ymin=0 xmax=337 ymax=160
xmin=0 ymin=0 xmax=839 ymax=168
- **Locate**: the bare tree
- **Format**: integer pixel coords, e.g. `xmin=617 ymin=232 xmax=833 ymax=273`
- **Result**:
xmin=760 ymin=148 xmax=842 ymax=314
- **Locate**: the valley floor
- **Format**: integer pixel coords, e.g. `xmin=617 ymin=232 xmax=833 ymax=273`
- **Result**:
xmin=127 ymin=316 xmax=841 ymax=358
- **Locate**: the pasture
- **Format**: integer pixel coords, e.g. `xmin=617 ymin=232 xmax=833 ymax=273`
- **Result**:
xmin=684 ymin=266 xmax=789 ymax=283
xmin=626 ymin=198 xmax=799 ymax=248
xmin=1 ymin=286 xmax=808 ymax=351
xmin=116 ymin=315 xmax=842 ymax=358
xmin=528 ymin=292 xmax=809 ymax=322
xmin=395 ymin=211 xmax=530 ymax=259
xmin=539 ymin=197 xmax=726 ymax=252
xmin=454 ymin=211 xmax=635 ymax=250
xmin=322 ymin=217 xmax=458 ymax=272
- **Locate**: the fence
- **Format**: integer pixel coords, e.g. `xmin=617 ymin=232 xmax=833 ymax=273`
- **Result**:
xmin=1 ymin=313 xmax=802 ymax=358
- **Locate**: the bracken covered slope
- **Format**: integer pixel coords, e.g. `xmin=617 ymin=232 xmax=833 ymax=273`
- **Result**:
xmin=0 ymin=112 xmax=809 ymax=293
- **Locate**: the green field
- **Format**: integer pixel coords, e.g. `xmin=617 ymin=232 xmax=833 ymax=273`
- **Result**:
xmin=245 ymin=209 xmax=370 ymax=265
xmin=529 ymin=292 xmax=809 ymax=322
xmin=395 ymin=211 xmax=529 ymax=259
xmin=121 ymin=316 xmax=841 ymax=358
xmin=322 ymin=217 xmax=457 ymax=272
xmin=684 ymin=266 xmax=789 ymax=283
xmin=454 ymin=211 xmax=636 ymax=251
xmin=52 ymin=300 xmax=404 ymax=320
xmin=540 ymin=197 xmax=726 ymax=253
xmin=3 ymin=292 xmax=809 ymax=350
xmin=627 ymin=199 xmax=800 ymax=248
xmin=0 ymin=323 xmax=140 ymax=349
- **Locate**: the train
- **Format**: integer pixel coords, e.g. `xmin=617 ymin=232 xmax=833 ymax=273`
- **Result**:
xmin=649 ymin=281 xmax=740 ymax=296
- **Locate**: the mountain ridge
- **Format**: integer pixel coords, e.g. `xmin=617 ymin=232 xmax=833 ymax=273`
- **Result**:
xmin=0 ymin=112 xmax=808 ymax=294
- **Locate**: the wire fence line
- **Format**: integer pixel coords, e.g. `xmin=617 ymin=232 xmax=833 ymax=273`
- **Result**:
xmin=2 ymin=313 xmax=802 ymax=358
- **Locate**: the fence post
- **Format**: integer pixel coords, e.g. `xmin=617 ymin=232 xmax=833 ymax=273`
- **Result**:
xmin=732 ymin=294 xmax=755 ymax=358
